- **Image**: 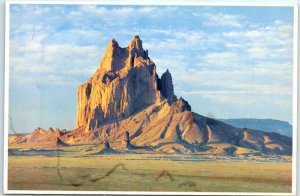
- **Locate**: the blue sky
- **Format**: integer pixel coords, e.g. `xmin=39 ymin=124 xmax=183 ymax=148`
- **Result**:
xmin=9 ymin=5 xmax=294 ymax=133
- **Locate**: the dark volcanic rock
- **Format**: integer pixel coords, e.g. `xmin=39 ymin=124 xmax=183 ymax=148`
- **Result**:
xmin=159 ymin=69 xmax=177 ymax=105
xmin=54 ymin=137 xmax=69 ymax=147
xmin=103 ymin=141 xmax=110 ymax=150
xmin=96 ymin=141 xmax=119 ymax=154
xmin=122 ymin=131 xmax=134 ymax=150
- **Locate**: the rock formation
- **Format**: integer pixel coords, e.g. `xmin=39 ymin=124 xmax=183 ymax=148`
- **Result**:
xmin=9 ymin=36 xmax=293 ymax=156
xmin=158 ymin=69 xmax=177 ymax=105
xmin=48 ymin=127 xmax=54 ymax=132
xmin=103 ymin=141 xmax=111 ymax=150
xmin=76 ymin=35 xmax=162 ymax=132
xmin=55 ymin=128 xmax=61 ymax=138
xmin=122 ymin=131 xmax=134 ymax=150
xmin=54 ymin=137 xmax=69 ymax=147
xmin=95 ymin=141 xmax=119 ymax=154
xmin=8 ymin=127 xmax=69 ymax=146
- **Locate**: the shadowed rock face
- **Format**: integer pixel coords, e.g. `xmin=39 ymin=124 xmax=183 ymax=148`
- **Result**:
xmin=55 ymin=137 xmax=69 ymax=147
xmin=95 ymin=141 xmax=119 ymax=154
xmin=103 ymin=141 xmax=110 ymax=150
xmin=122 ymin=131 xmax=134 ymax=150
xmin=158 ymin=69 xmax=177 ymax=105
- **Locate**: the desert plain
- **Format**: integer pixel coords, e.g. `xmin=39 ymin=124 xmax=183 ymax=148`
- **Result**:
xmin=8 ymin=144 xmax=292 ymax=192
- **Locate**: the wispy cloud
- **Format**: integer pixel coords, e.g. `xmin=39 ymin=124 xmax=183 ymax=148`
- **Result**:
xmin=10 ymin=35 xmax=102 ymax=85
xmin=193 ymin=12 xmax=245 ymax=27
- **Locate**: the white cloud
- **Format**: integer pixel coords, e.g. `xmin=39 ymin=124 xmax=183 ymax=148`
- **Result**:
xmin=223 ymin=22 xmax=293 ymax=48
xmin=75 ymin=6 xmax=177 ymax=24
xmin=247 ymin=47 xmax=269 ymax=59
xmin=177 ymin=61 xmax=292 ymax=106
xmin=144 ymin=30 xmax=220 ymax=52
xmin=10 ymin=35 xmax=102 ymax=85
xmin=80 ymin=6 xmax=135 ymax=17
xmin=199 ymin=52 xmax=242 ymax=67
xmin=180 ymin=90 xmax=257 ymax=105
xmin=139 ymin=7 xmax=158 ymax=13
xmin=198 ymin=13 xmax=244 ymax=27
xmin=179 ymin=89 xmax=291 ymax=109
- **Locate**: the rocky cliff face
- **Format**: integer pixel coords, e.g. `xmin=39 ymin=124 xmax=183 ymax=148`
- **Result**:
xmin=76 ymin=35 xmax=177 ymax=132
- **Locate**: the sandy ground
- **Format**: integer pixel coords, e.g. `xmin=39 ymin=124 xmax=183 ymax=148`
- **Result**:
xmin=7 ymin=154 xmax=292 ymax=193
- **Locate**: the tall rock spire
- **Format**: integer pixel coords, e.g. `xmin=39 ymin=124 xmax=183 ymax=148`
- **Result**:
xmin=159 ymin=69 xmax=177 ymax=105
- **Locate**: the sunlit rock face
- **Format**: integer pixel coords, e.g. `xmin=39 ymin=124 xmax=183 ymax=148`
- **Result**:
xmin=76 ymin=35 xmax=177 ymax=131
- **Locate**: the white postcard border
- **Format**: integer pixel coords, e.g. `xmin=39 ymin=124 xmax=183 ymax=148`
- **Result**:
xmin=3 ymin=1 xmax=299 ymax=195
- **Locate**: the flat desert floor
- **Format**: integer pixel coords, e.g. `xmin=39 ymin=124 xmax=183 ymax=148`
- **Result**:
xmin=8 ymin=154 xmax=292 ymax=192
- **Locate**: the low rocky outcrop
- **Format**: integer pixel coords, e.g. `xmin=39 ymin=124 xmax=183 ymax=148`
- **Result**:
xmin=95 ymin=141 xmax=119 ymax=154
xmin=54 ymin=137 xmax=69 ymax=147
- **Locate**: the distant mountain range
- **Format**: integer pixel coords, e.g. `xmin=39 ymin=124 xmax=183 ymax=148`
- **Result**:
xmin=219 ymin=119 xmax=292 ymax=137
